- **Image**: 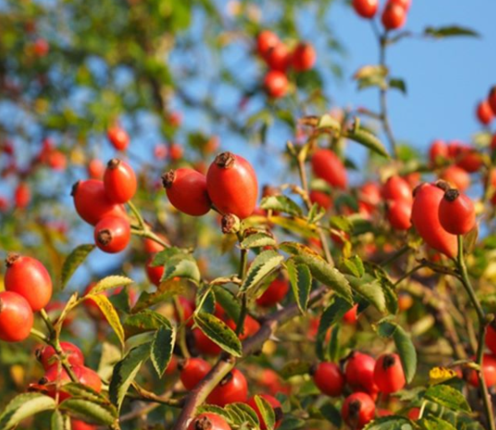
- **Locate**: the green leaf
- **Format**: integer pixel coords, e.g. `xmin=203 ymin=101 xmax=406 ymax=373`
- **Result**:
xmin=131 ymin=280 xmax=184 ymax=313
xmin=286 ymin=259 xmax=312 ymax=313
xmin=151 ymin=247 xmax=201 ymax=285
xmin=307 ymin=202 xmax=326 ymax=225
xmin=424 ymin=385 xmax=471 ymax=412
xmin=240 ymin=250 xmax=284 ymax=294
xmin=389 ymin=78 xmax=407 ymax=94
xmin=197 ymin=405 xmax=233 ymax=424
xmin=51 ymin=410 xmax=70 ymax=430
xmin=317 ymin=114 xmax=341 ymax=133
xmin=421 ymin=417 xmax=457 ymax=430
xmin=89 ymin=275 xmax=134 ymax=295
xmin=260 ymin=195 xmax=303 ymax=217
xmin=254 ymin=395 xmax=276 ymax=430
xmin=424 ymin=26 xmax=479 ymax=38
xmin=213 ymin=286 xmax=241 ymax=322
xmin=225 ymin=403 xmax=260 ymax=427
xmin=0 ymin=393 xmax=56 ymax=430
xmin=353 ymin=65 xmax=388 ymax=90
xmin=194 ymin=312 xmax=242 ymax=357
xmin=240 ymin=232 xmax=276 ymax=249
xmin=328 ymin=324 xmax=341 ymax=362
xmin=124 ymin=310 xmax=173 ymax=335
xmin=342 ymin=256 xmax=364 ymax=278
xmin=59 ymin=399 xmax=116 ymax=425
xmin=109 ymin=343 xmax=150 ymax=411
xmin=151 ymin=324 xmax=176 ymax=377
xmin=84 ymin=294 xmax=125 ymax=347
xmin=60 ymin=383 xmax=108 ymax=403
xmin=346 ymin=275 xmax=386 ymax=313
xmin=345 ymin=127 xmax=390 ymax=158
xmin=377 ymin=319 xmax=417 ymax=383
xmin=320 ymin=402 xmax=342 ymax=427
xmin=280 ymin=360 xmax=312 ymax=379
xmin=60 ymin=244 xmax=95 ymax=289
xmin=280 ymin=242 xmax=353 ymax=303
xmin=329 ymin=215 xmax=353 ymax=233
xmin=363 ymin=416 xmax=414 ymax=429
xmin=151 ymin=247 xmax=184 ymax=266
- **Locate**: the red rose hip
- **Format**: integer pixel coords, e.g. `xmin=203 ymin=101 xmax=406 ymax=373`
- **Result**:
xmin=438 ymin=189 xmax=475 ymax=235
xmin=0 ymin=291 xmax=34 ymax=342
xmin=381 ymin=2 xmax=407 ymax=30
xmin=342 ymin=392 xmax=376 ymax=429
xmin=352 ymin=0 xmax=379 ymax=19
xmin=311 ymin=149 xmax=347 ymax=189
xmin=94 ymin=216 xmax=131 ymax=253
xmin=36 ymin=341 xmax=85 ymax=370
xmin=187 ymin=413 xmax=231 ymax=430
xmin=291 ymin=42 xmax=316 ymax=72
xmin=373 ymin=353 xmax=406 ymax=394
xmin=312 ymin=361 xmax=346 ymax=396
xmin=264 ymin=70 xmax=288 ymax=99
xmin=104 ymin=159 xmax=137 ymax=204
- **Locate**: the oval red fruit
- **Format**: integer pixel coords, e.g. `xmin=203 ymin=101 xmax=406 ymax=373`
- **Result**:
xmin=467 ymin=354 xmax=496 ymax=388
xmin=71 ymin=421 xmax=96 ymax=430
xmin=440 ymin=165 xmax=470 ymax=192
xmin=309 ymin=190 xmax=332 ymax=210
xmin=256 ymin=278 xmax=289 ymax=307
xmin=439 ymin=189 xmax=475 ymax=235
xmin=311 ymin=149 xmax=347 ymax=189
xmin=345 ymin=352 xmax=379 ymax=396
xmin=486 ymin=325 xmax=496 ymax=355
xmin=0 ymin=291 xmax=34 ymax=342
xmin=476 ymin=100 xmax=494 ymax=126
xmin=187 ymin=413 xmax=232 ymax=430
xmin=381 ymin=2 xmax=407 ymax=30
xmin=180 ymin=358 xmax=212 ymax=390
xmin=291 ymin=42 xmax=316 ymax=72
xmin=107 ymin=125 xmax=129 ymax=151
xmin=264 ymin=70 xmax=288 ymax=98
xmin=342 ymin=392 xmax=376 ymax=429
xmin=94 ymin=216 xmax=131 ymax=253
xmin=382 ymin=176 xmax=412 ymax=203
xmin=373 ymin=353 xmax=406 ymax=394
xmin=257 ymin=31 xmax=280 ymax=59
xmin=429 ymin=140 xmax=448 ymax=166
xmin=207 ymin=368 xmax=248 ymax=406
xmin=387 ymin=199 xmax=412 ymax=230
xmin=488 ymin=86 xmax=496 ymax=115
xmin=352 ymin=0 xmax=379 ymax=18
xmin=312 ymin=362 xmax=346 ymax=396
xmin=265 ymin=44 xmax=291 ymax=72
xmin=37 ymin=341 xmax=85 ymax=370
xmin=104 ymin=159 xmax=137 ymax=204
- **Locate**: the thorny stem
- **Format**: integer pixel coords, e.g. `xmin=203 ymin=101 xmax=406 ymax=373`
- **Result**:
xmin=456 ymin=235 xmax=495 ymax=430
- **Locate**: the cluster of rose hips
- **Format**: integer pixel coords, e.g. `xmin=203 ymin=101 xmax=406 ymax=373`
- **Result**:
xmin=352 ymin=0 xmax=411 ymax=30
xmin=475 ymin=85 xmax=496 ymax=126
xmin=255 ymin=30 xmax=316 ymax=99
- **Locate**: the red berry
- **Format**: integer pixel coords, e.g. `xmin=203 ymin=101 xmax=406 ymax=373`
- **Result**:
xmin=352 ymin=0 xmax=379 ymax=19
xmin=193 ymin=327 xmax=222 ymax=356
xmin=486 ymin=325 xmax=496 ymax=355
xmin=439 ymin=189 xmax=475 ymax=235
xmin=37 ymin=341 xmax=85 ymax=370
xmin=14 ymin=182 xmax=31 ymax=209
xmin=187 ymin=413 xmax=232 ymax=430
xmin=256 ymin=278 xmax=289 ymax=307
xmin=390 ymin=0 xmax=411 ymax=10
xmin=170 ymin=143 xmax=184 ymax=161
xmin=146 ymin=256 xmax=164 ymax=286
xmin=224 ymin=314 xmax=260 ymax=340
xmin=207 ymin=152 xmax=258 ymax=219
xmin=467 ymin=354 xmax=496 ymax=388
xmin=373 ymin=353 xmax=406 ymax=394
xmin=48 ymin=151 xmax=67 ymax=171
xmin=246 ymin=395 xmax=283 ymax=430
xmin=163 ymin=168 xmax=211 ymax=216
xmin=309 ymin=190 xmax=332 ymax=210
xmin=77 ymin=365 xmax=102 ymax=393
xmin=291 ymin=42 xmax=316 ymax=72
xmin=312 ymin=362 xmax=346 ymax=396
xmin=345 ymin=352 xmax=379 ymax=396
xmin=104 ymin=159 xmax=137 ymax=204
xmin=41 ymin=365 xmax=72 ymax=401
xmin=71 ymin=421 xmax=96 ymax=430
xmin=87 ymin=159 xmax=105 ymax=179
xmin=207 ymin=368 xmax=248 ymax=406
xmin=382 ymin=176 xmax=412 ymax=203
xmin=342 ymin=392 xmax=376 ymax=429
xmin=343 ymin=304 xmax=358 ymax=324
xmin=0 ymin=291 xmax=34 ymax=342
xmin=456 ymin=148 xmax=483 ymax=173
xmin=411 ymin=183 xmax=457 ymax=258
xmin=440 ymin=165 xmax=470 ymax=192
xmin=359 ymin=182 xmax=381 ymax=212
xmin=263 ymin=70 xmax=288 ymax=99
xmin=257 ymin=31 xmax=280 ymax=59
xmin=381 ymin=3 xmax=407 ymax=30
xmin=488 ymin=86 xmax=496 ymax=115
xmin=387 ymin=199 xmax=412 ymax=231
xmin=429 ymin=140 xmax=448 ymax=166
xmin=72 ymin=180 xmax=126 ymax=226
xmin=165 ymin=355 xmax=178 ymax=376
xmin=33 ymin=38 xmax=49 ymax=57
xmin=265 ymin=44 xmax=291 ymax=72
xmin=407 ymin=408 xmax=420 ymax=420
xmin=180 ymin=358 xmax=212 ymax=390
xmin=311 ymin=149 xmax=347 ymax=189
xmin=5 ymin=254 xmax=52 ymax=312
xmin=476 ymin=100 xmax=494 ymax=126
xmin=94 ymin=216 xmax=131 ymax=253
xmin=107 ymin=125 xmax=129 ymax=151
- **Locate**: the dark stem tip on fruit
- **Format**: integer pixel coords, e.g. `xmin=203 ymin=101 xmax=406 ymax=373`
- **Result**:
xmin=309 ymin=363 xmax=318 ymax=376
xmin=107 ymin=158 xmax=121 ymax=169
xmin=382 ymin=353 xmax=397 ymax=369
xmin=215 ymin=151 xmax=236 ymax=169
xmin=194 ymin=416 xmax=213 ymax=430
xmin=5 ymin=252 xmax=20 ymax=267
xmin=70 ymin=181 xmax=80 ymax=197
xmin=411 ymin=183 xmax=423 ymax=198
xmin=219 ymin=371 xmax=234 ymax=386
xmin=221 ymin=214 xmax=236 ymax=234
xmin=38 ymin=377 xmax=48 ymax=385
xmin=262 ymin=184 xmax=279 ymax=197
xmin=161 ymin=170 xmax=176 ymax=189
xmin=435 ymin=180 xmax=450 ymax=192
xmin=177 ymin=359 xmax=187 ymax=372
xmin=274 ymin=406 xmax=284 ymax=422
xmin=348 ymin=399 xmax=362 ymax=419
xmin=35 ymin=347 xmax=43 ymax=361
xmin=97 ymin=229 xmax=112 ymax=245
xmin=444 ymin=188 xmax=460 ymax=202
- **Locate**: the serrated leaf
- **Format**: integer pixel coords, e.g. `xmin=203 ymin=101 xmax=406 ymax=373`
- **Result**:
xmin=307 ymin=202 xmax=326 ymax=224
xmin=59 ymin=399 xmax=116 ymax=425
xmin=345 ymin=127 xmax=389 ymax=158
xmin=124 ymin=310 xmax=172 ymax=337
xmin=151 ymin=324 xmax=175 ymax=377
xmin=377 ymin=320 xmax=417 ymax=383
xmin=89 ymin=276 xmax=134 ymax=295
xmin=280 ymin=242 xmax=353 ymax=303
xmin=254 ymin=395 xmax=276 ymax=430
xmin=363 ymin=416 xmax=414 ymax=429
xmin=421 ymin=417 xmax=457 ymax=430
xmin=280 ymin=360 xmax=312 ymax=379
xmin=424 ymin=26 xmax=479 ymax=38
xmin=329 ymin=215 xmax=353 ymax=233
xmin=226 ymin=403 xmax=260 ymax=427
xmin=240 ymin=250 xmax=284 ymax=294
xmin=194 ymin=312 xmax=242 ymax=357
xmin=240 ymin=232 xmax=276 ymax=249
xmin=109 ymin=343 xmax=150 ymax=411
xmin=84 ymin=294 xmax=125 ymax=347
xmin=60 ymin=383 xmax=108 ymax=403
xmin=346 ymin=276 xmax=386 ymax=313
xmin=161 ymin=254 xmax=201 ymax=285
xmin=389 ymin=78 xmax=407 ymax=94
xmin=424 ymin=385 xmax=470 ymax=412
xmin=213 ymin=286 xmax=241 ymax=322
xmin=51 ymin=410 xmax=70 ymax=430
xmin=342 ymin=256 xmax=364 ymax=278
xmin=317 ymin=114 xmax=341 ymax=133
xmin=260 ymin=195 xmax=303 ymax=217
xmin=328 ymin=324 xmax=341 ymax=362
xmin=353 ymin=65 xmax=388 ymax=80
xmin=197 ymin=405 xmax=233 ymax=424
xmin=0 ymin=393 xmax=56 ymax=430
xmin=150 ymin=247 xmax=184 ymax=267
xmin=286 ymin=259 xmax=312 ymax=313
xmin=132 ymin=279 xmax=184 ymax=313
xmin=60 ymin=244 xmax=95 ymax=289
xmin=320 ymin=402 xmax=342 ymax=427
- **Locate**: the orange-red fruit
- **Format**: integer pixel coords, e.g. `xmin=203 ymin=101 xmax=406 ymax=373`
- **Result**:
xmin=207 ymin=152 xmax=258 ymax=219
xmin=373 ymin=353 xmax=406 ymax=394
xmin=381 ymin=2 xmax=407 ymax=30
xmin=352 ymin=0 xmax=379 ymax=18
xmin=72 ymin=179 xmax=126 ymax=226
xmin=345 ymin=352 xmax=379 ymax=396
xmin=476 ymin=100 xmax=494 ymax=125
xmin=5 ymin=254 xmax=53 ymax=312
xmin=387 ymin=199 xmax=412 ymax=230
xmin=309 ymin=190 xmax=332 ymax=210
xmin=359 ymin=182 xmax=381 ymax=212
xmin=0 ymin=291 xmax=34 ymax=342
xmin=382 ymin=176 xmax=412 ymax=203
xmin=341 ymin=392 xmax=376 ymax=429
xmin=207 ymin=368 xmax=248 ymax=406
xmin=246 ymin=395 xmax=283 ymax=430
xmin=107 ymin=125 xmax=129 ymax=151
xmin=312 ymin=362 xmax=346 ymax=397
xmin=37 ymin=341 xmax=84 ymax=370
xmin=256 ymin=278 xmax=290 ymax=307
xmin=390 ymin=0 xmax=411 ymax=10
xmin=94 ymin=216 xmax=131 ymax=253
xmin=486 ymin=325 xmax=496 ymax=355
xmin=163 ymin=168 xmax=211 ymax=216
xmin=15 ymin=182 xmax=31 ymax=209
xmin=343 ymin=304 xmax=358 ymax=324
xmin=440 ymin=165 xmax=470 ymax=192
xmin=411 ymin=183 xmax=457 ymax=258
xmin=257 ymin=31 xmax=280 ymax=59
xmin=467 ymin=354 xmax=496 ymax=388
xmin=429 ymin=140 xmax=448 ymax=166
xmin=193 ymin=327 xmax=222 ymax=356
xmin=264 ymin=70 xmax=288 ymax=98
xmin=187 ymin=413 xmax=232 ymax=430
xmin=438 ymin=189 xmax=475 ymax=235
xmin=71 ymin=421 xmax=96 ymax=430
xmin=489 ymin=86 xmax=496 ymax=115
xmin=265 ymin=44 xmax=291 ymax=72
xmin=104 ymin=159 xmax=137 ymax=203
xmin=311 ymin=149 xmax=347 ymax=189
xmin=180 ymin=358 xmax=212 ymax=390
xmin=43 ymin=364 xmax=102 ymax=401
xmin=87 ymin=159 xmax=105 ymax=179
xmin=407 ymin=408 xmax=420 ymax=420
xmin=291 ymin=43 xmax=316 ymax=72
xmin=146 ymin=256 xmax=164 ymax=286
